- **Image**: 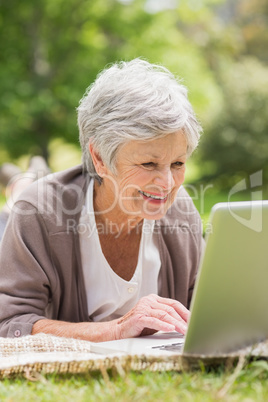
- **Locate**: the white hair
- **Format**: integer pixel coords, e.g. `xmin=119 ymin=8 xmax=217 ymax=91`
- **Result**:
xmin=77 ymin=58 xmax=202 ymax=182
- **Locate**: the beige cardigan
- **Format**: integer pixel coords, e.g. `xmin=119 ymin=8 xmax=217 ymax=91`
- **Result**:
xmin=0 ymin=165 xmax=204 ymax=338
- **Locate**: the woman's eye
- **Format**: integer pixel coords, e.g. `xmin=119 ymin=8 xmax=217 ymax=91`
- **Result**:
xmin=141 ymin=162 xmax=155 ymax=168
xmin=172 ymin=162 xmax=184 ymax=168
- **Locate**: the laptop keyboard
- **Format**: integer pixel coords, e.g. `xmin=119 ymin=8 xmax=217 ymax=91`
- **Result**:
xmin=151 ymin=342 xmax=184 ymax=352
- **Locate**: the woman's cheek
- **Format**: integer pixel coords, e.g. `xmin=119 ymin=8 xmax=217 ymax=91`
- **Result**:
xmin=175 ymin=168 xmax=186 ymax=185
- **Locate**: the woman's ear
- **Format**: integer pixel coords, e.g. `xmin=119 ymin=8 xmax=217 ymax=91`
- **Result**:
xmin=88 ymin=143 xmax=108 ymax=177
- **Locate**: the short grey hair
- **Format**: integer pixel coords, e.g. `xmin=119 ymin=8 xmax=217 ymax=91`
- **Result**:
xmin=77 ymin=58 xmax=202 ymax=182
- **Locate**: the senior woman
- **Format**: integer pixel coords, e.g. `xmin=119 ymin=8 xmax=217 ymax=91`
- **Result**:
xmin=0 ymin=59 xmax=203 ymax=341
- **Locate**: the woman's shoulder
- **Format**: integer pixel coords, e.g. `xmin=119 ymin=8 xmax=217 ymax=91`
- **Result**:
xmin=10 ymin=165 xmax=90 ymax=232
xmin=15 ymin=165 xmax=87 ymax=207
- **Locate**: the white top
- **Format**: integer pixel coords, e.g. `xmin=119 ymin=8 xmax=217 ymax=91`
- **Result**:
xmin=79 ymin=179 xmax=161 ymax=322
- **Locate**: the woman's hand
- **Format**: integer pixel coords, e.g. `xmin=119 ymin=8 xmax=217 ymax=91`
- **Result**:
xmin=32 ymin=295 xmax=189 ymax=342
xmin=114 ymin=294 xmax=190 ymax=340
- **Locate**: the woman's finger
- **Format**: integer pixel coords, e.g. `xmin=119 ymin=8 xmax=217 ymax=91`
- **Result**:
xmin=151 ymin=302 xmax=188 ymax=326
xmin=148 ymin=308 xmax=187 ymax=333
xmin=149 ymin=295 xmax=190 ymax=322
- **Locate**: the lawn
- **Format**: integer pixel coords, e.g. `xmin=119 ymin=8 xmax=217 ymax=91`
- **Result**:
xmin=1 ymin=360 xmax=268 ymax=401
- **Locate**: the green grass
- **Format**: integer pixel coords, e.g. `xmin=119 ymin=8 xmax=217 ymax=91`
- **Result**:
xmin=1 ymin=360 xmax=268 ymax=401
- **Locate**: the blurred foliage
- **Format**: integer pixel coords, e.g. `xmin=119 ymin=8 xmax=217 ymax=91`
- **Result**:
xmin=197 ymin=57 xmax=268 ymax=187
xmin=192 ymin=0 xmax=268 ymax=188
xmin=0 ymin=0 xmax=267 ymax=191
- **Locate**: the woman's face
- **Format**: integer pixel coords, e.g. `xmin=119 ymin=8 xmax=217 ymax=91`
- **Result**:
xmin=100 ymin=130 xmax=187 ymax=221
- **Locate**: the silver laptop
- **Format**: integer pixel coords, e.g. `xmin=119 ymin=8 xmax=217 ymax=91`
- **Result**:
xmin=91 ymin=201 xmax=268 ymax=356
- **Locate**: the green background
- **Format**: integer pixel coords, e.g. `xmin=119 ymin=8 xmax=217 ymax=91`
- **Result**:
xmin=0 ymin=0 xmax=267 ymax=204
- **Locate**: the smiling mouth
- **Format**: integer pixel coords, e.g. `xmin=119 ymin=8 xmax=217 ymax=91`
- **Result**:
xmin=138 ymin=190 xmax=168 ymax=201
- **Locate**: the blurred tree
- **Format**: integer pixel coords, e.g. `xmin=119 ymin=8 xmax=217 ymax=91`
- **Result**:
xmin=185 ymin=0 xmax=268 ymax=187
xmin=1 ymin=0 xmax=266 ymax=191
xmin=0 ymin=0 xmax=99 ymax=160
xmin=0 ymin=0 xmax=221 ymax=162
xmin=0 ymin=0 xmax=153 ymax=160
xmin=238 ymin=0 xmax=268 ymax=63
xmin=197 ymin=57 xmax=268 ymax=185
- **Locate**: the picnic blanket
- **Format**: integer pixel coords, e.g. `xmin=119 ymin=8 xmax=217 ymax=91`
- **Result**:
xmin=0 ymin=334 xmax=268 ymax=378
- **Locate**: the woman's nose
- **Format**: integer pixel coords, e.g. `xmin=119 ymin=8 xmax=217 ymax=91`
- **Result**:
xmin=153 ymin=168 xmax=175 ymax=190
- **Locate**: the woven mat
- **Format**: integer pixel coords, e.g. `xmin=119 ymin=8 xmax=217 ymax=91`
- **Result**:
xmin=0 ymin=334 xmax=268 ymax=378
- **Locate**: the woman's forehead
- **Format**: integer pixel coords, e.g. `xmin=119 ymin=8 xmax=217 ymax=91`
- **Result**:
xmin=118 ymin=131 xmax=187 ymax=160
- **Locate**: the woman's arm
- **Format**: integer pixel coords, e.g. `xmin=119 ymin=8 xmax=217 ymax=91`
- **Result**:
xmin=32 ymin=294 xmax=189 ymax=341
xmin=32 ymin=318 xmax=118 ymax=342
